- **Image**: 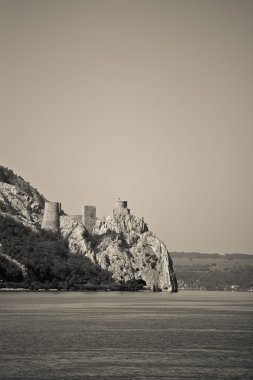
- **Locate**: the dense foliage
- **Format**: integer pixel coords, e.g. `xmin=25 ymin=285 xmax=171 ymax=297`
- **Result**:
xmin=0 ymin=215 xmax=114 ymax=290
xmin=0 ymin=254 xmax=23 ymax=282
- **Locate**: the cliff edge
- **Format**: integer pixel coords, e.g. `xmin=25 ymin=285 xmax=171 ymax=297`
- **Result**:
xmin=0 ymin=167 xmax=45 ymax=229
xmin=60 ymin=202 xmax=177 ymax=291
xmin=0 ymin=165 xmax=177 ymax=291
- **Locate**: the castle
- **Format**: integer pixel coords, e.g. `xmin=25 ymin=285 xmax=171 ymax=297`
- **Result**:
xmin=41 ymin=199 xmax=130 ymax=233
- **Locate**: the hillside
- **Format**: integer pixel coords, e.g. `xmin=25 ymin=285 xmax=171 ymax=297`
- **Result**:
xmin=0 ymin=166 xmax=45 ymax=205
xmin=0 ymin=166 xmax=45 ymax=229
xmin=172 ymin=252 xmax=253 ymax=290
xmin=0 ymin=166 xmax=177 ymax=291
xmin=0 ymin=215 xmax=113 ymax=290
xmin=2 ymin=165 xmax=251 ymax=292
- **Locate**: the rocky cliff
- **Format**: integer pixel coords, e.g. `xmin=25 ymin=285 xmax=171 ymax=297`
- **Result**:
xmin=60 ymin=206 xmax=177 ymax=291
xmin=0 ymin=166 xmax=45 ymax=229
xmin=0 ymin=165 xmax=177 ymax=291
xmin=93 ymin=211 xmax=176 ymax=290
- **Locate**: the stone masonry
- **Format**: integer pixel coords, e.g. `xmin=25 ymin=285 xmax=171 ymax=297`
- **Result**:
xmin=42 ymin=201 xmax=96 ymax=233
xmin=42 ymin=200 xmax=131 ymax=234
xmin=83 ymin=205 xmax=96 ymax=234
xmin=41 ymin=202 xmax=61 ymax=232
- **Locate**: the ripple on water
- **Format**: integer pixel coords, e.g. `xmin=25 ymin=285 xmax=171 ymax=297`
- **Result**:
xmin=0 ymin=291 xmax=252 ymax=379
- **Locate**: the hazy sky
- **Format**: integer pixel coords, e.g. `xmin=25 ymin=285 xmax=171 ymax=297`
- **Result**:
xmin=1 ymin=0 xmax=252 ymax=254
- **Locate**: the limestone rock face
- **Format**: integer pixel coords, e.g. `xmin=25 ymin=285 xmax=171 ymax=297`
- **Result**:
xmin=0 ymin=182 xmax=44 ymax=229
xmin=93 ymin=210 xmax=175 ymax=291
xmin=0 ymin=165 xmax=177 ymax=291
xmin=94 ymin=236 xmax=135 ymax=283
xmin=0 ymin=166 xmax=45 ymax=229
xmin=60 ymin=220 xmax=95 ymax=262
xmin=94 ymin=212 xmax=148 ymax=236
xmin=58 ymin=209 xmax=176 ymax=290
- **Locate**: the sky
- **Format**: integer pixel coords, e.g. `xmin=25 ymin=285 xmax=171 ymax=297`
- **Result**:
xmin=0 ymin=0 xmax=252 ymax=254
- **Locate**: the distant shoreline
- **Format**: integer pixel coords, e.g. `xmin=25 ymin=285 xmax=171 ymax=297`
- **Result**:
xmin=1 ymin=288 xmax=252 ymax=293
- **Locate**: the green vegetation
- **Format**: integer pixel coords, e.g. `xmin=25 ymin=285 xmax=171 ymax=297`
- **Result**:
xmin=0 ymin=214 xmax=147 ymax=291
xmin=0 ymin=215 xmax=115 ymax=290
xmin=0 ymin=254 xmax=23 ymax=282
xmin=172 ymin=252 xmax=253 ymax=290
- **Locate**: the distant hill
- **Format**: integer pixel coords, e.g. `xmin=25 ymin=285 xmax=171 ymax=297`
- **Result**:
xmin=170 ymin=251 xmax=252 ymax=259
xmin=171 ymin=251 xmax=253 ymax=291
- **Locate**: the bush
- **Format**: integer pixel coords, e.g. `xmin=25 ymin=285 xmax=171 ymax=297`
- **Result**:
xmin=0 ymin=215 xmax=114 ymax=289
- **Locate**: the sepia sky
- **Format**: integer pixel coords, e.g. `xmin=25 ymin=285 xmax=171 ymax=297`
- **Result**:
xmin=1 ymin=0 xmax=252 ymax=254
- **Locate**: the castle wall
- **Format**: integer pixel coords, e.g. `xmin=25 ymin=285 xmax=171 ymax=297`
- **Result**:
xmin=83 ymin=205 xmax=96 ymax=233
xmin=41 ymin=202 xmax=60 ymax=232
xmin=60 ymin=215 xmax=82 ymax=227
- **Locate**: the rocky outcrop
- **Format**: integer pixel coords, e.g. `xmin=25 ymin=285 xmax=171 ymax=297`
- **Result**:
xmin=93 ymin=210 xmax=176 ymax=291
xmin=0 ymin=182 xmax=44 ymax=229
xmin=0 ymin=166 xmax=44 ymax=206
xmin=0 ymin=165 xmax=177 ymax=291
xmin=0 ymin=166 xmax=45 ymax=229
xmin=60 ymin=219 xmax=95 ymax=262
xmin=59 ymin=207 xmax=177 ymax=291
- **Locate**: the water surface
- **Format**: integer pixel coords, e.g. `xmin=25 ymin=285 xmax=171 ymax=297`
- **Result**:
xmin=0 ymin=291 xmax=252 ymax=379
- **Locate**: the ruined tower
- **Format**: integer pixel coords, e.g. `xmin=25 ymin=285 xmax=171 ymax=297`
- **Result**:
xmin=113 ymin=199 xmax=130 ymax=217
xmin=83 ymin=205 xmax=96 ymax=234
xmin=41 ymin=201 xmax=60 ymax=232
xmin=116 ymin=200 xmax=128 ymax=209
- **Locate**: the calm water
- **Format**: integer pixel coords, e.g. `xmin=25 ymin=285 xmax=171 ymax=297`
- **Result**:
xmin=0 ymin=291 xmax=252 ymax=380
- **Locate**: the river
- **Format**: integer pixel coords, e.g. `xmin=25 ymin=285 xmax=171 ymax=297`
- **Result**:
xmin=0 ymin=291 xmax=252 ymax=379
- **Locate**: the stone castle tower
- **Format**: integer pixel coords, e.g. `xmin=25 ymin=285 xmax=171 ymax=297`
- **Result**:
xmin=41 ymin=201 xmax=96 ymax=234
xmin=42 ymin=199 xmax=136 ymax=234
xmin=83 ymin=205 xmax=96 ymax=234
xmin=113 ymin=199 xmax=130 ymax=217
xmin=41 ymin=202 xmax=61 ymax=232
